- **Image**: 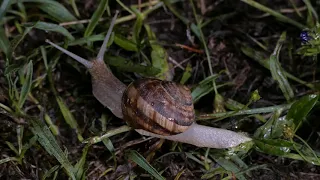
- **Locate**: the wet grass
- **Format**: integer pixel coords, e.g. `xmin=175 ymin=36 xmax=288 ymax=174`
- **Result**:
xmin=0 ymin=0 xmax=320 ymax=179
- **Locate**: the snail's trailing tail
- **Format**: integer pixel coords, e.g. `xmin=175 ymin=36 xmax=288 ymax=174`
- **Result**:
xmin=136 ymin=123 xmax=252 ymax=149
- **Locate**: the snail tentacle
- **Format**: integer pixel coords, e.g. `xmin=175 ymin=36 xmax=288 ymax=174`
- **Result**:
xmin=46 ymin=11 xmax=126 ymax=118
xmin=96 ymin=10 xmax=119 ymax=62
xmin=45 ymin=39 xmax=93 ymax=69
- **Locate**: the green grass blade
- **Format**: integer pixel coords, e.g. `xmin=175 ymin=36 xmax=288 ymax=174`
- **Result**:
xmin=69 ymin=0 xmax=80 ymax=17
xmin=132 ymin=11 xmax=144 ymax=44
xmin=282 ymin=152 xmax=320 ymax=165
xmin=202 ymin=167 xmax=230 ymax=179
xmin=241 ymin=45 xmax=315 ymax=89
xmin=212 ymin=156 xmax=247 ymax=180
xmin=253 ymin=108 xmax=285 ymax=139
xmin=9 ymin=27 xmax=32 ymax=59
xmin=83 ymin=125 xmax=131 ymax=144
xmin=180 ymin=63 xmax=192 ymax=84
xmin=20 ymin=136 xmax=37 ymax=160
xmin=225 ymin=98 xmax=266 ymax=123
xmin=18 ymin=0 xmax=83 ymax=30
xmin=68 ymin=34 xmax=105 ymax=46
xmin=42 ymin=165 xmax=60 ymax=180
xmin=0 ymin=157 xmax=18 ymax=164
xmin=255 ymin=138 xmax=293 ymax=156
xmin=116 ymin=0 xmax=134 ymax=15
xmin=163 ymin=0 xmax=200 ymax=40
xmin=106 ymin=55 xmax=161 ymax=76
xmin=0 ymin=0 xmax=12 ymax=20
xmin=185 ymin=152 xmax=205 ymax=166
xmin=269 ymin=32 xmax=294 ymax=101
xmin=0 ymin=26 xmax=10 ymax=56
xmin=0 ymin=103 xmax=13 ymax=113
xmin=288 ymin=0 xmax=302 ymax=17
xmin=190 ymin=0 xmax=214 ymax=77
xmin=127 ymin=150 xmax=165 ymax=180
xmin=240 ymin=0 xmax=306 ymax=29
xmin=44 ymin=113 xmax=59 ymax=136
xmin=5 ymin=141 xmax=19 ymax=155
xmin=24 ymin=21 xmax=74 ymax=40
xmin=17 ymin=125 xmax=23 ymax=155
xmin=303 ymin=0 xmax=318 ymax=26
xmin=84 ymin=0 xmax=109 ymax=37
xmin=197 ymin=103 xmax=291 ymax=121
xmin=18 ymin=61 xmax=33 ymax=108
xmin=222 ymin=165 xmax=268 ymax=180
xmin=102 ymin=138 xmax=115 ymax=155
xmin=30 ymin=118 xmax=76 ymax=180
xmin=230 ymin=155 xmax=249 ymax=170
xmin=114 ymin=34 xmax=138 ymax=51
xmin=163 ymin=0 xmax=189 ymax=24
xmin=286 ymin=94 xmax=319 ymax=130
xmin=56 ymin=96 xmax=83 ymax=142
xmin=145 ymin=24 xmax=170 ymax=80
xmin=102 ymin=138 xmax=117 ymax=167
xmin=191 ymin=74 xmax=221 ymax=102
xmin=73 ymin=144 xmax=90 ymax=180
xmin=293 ymin=135 xmax=320 ymax=165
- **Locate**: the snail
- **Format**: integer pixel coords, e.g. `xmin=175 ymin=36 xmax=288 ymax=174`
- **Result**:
xmin=45 ymin=11 xmax=251 ymax=148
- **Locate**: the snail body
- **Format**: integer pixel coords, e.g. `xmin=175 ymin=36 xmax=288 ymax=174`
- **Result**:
xmin=45 ymin=11 xmax=252 ymax=148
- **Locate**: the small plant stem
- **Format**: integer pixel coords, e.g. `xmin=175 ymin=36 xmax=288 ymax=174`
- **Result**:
xmin=197 ymin=103 xmax=292 ymax=120
xmin=28 ymin=93 xmax=59 ymax=135
xmin=83 ymin=125 xmax=132 ymax=144
xmin=293 ymin=135 xmax=320 ymax=164
xmin=131 ymin=0 xmax=159 ymax=8
xmin=281 ymin=153 xmax=320 ymax=166
xmin=241 ymin=0 xmax=306 ymax=29
xmin=189 ymin=0 xmax=217 ymax=94
xmin=241 ymin=46 xmax=315 ymax=90
xmin=116 ymin=0 xmax=135 ymax=15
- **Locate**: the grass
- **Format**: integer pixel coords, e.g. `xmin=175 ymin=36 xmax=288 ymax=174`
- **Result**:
xmin=0 ymin=0 xmax=320 ymax=179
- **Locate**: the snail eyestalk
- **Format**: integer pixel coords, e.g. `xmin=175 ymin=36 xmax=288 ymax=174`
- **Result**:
xmin=96 ymin=10 xmax=119 ymax=62
xmin=46 ymin=11 xmax=126 ymax=118
xmin=45 ymin=39 xmax=93 ymax=69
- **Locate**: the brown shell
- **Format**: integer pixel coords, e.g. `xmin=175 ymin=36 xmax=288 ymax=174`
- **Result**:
xmin=122 ymin=78 xmax=195 ymax=136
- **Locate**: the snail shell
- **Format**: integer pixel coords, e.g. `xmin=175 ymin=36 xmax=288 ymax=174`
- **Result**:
xmin=122 ymin=78 xmax=195 ymax=135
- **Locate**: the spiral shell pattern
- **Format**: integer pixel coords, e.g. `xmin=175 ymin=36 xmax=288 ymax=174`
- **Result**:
xmin=122 ymin=78 xmax=195 ymax=135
